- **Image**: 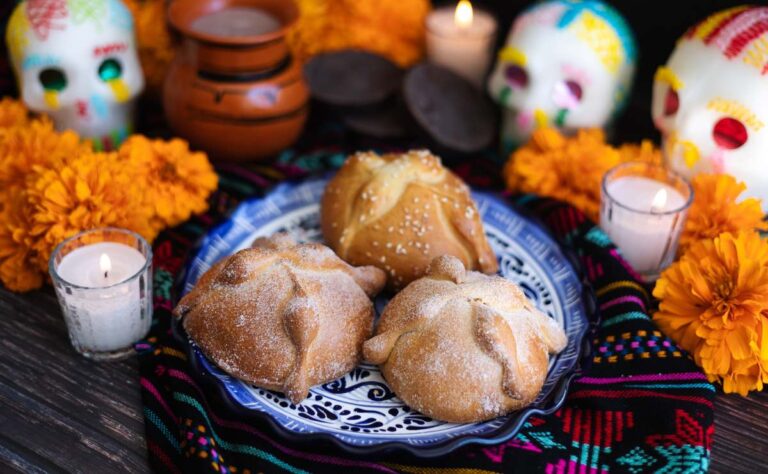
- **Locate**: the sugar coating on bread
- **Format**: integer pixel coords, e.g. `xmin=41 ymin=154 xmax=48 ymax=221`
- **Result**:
xmin=174 ymin=233 xmax=387 ymax=404
xmin=364 ymin=255 xmax=567 ymax=423
xmin=321 ymin=150 xmax=498 ymax=290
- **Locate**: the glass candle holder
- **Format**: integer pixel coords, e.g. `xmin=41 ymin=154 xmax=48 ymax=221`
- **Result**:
xmin=49 ymin=228 xmax=153 ymax=360
xmin=600 ymin=162 xmax=693 ymax=282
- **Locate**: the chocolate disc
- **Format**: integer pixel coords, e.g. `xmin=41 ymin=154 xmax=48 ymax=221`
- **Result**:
xmin=304 ymin=50 xmax=403 ymax=107
xmin=403 ymin=63 xmax=497 ymax=153
xmin=341 ymin=101 xmax=413 ymax=138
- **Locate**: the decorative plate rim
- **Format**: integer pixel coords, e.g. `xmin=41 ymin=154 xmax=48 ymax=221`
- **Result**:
xmin=173 ymin=177 xmax=597 ymax=458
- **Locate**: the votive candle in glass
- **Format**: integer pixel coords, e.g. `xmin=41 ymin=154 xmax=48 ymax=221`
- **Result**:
xmin=600 ymin=162 xmax=693 ymax=282
xmin=49 ymin=228 xmax=153 ymax=360
xmin=426 ymin=0 xmax=498 ymax=87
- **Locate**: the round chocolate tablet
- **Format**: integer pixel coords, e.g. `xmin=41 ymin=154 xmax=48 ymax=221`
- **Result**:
xmin=403 ymin=63 xmax=497 ymax=153
xmin=304 ymin=50 xmax=403 ymax=107
xmin=341 ymin=101 xmax=413 ymax=139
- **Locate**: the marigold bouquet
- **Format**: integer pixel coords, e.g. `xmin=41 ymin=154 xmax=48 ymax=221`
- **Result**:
xmin=653 ymin=231 xmax=768 ymax=395
xmin=504 ymin=128 xmax=765 ymax=244
xmin=505 ymin=127 xmax=768 ymax=394
xmin=0 ymin=98 xmax=218 ymax=292
xmin=503 ymin=128 xmax=660 ymax=222
xmin=654 ymin=162 xmax=767 ymax=396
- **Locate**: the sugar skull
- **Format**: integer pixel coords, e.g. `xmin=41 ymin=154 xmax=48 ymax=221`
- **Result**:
xmin=652 ymin=6 xmax=768 ymax=210
xmin=487 ymin=0 xmax=636 ymax=152
xmin=6 ymin=0 xmax=144 ymax=150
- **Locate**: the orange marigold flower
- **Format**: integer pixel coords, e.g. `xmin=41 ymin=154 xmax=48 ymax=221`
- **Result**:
xmin=287 ymin=0 xmax=430 ymax=67
xmin=0 ymin=117 xmax=87 ymax=213
xmin=25 ymin=150 xmax=157 ymax=273
xmin=0 ymin=115 xmax=89 ymax=290
xmin=0 ymin=97 xmax=30 ymax=129
xmin=0 ymin=111 xmax=217 ymax=292
xmin=503 ymin=128 xmax=620 ymax=221
xmin=0 ymin=190 xmax=44 ymax=292
xmin=118 ymin=135 xmax=218 ymax=231
xmin=678 ymin=174 xmax=767 ymax=254
xmin=617 ymin=140 xmax=663 ymax=166
xmin=653 ymin=231 xmax=768 ymax=395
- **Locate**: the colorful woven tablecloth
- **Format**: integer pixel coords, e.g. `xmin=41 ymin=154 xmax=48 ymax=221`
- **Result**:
xmin=139 ymin=148 xmax=714 ymax=474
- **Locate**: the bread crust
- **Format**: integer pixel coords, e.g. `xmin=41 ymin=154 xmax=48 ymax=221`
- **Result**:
xmin=174 ymin=233 xmax=387 ymax=404
xmin=321 ymin=150 xmax=498 ymax=290
xmin=363 ymin=256 xmax=567 ymax=423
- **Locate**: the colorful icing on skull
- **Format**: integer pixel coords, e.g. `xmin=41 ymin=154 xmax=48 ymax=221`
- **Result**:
xmin=652 ymin=6 xmax=768 ymax=210
xmin=6 ymin=0 xmax=144 ymax=150
xmin=487 ymin=0 xmax=636 ymax=151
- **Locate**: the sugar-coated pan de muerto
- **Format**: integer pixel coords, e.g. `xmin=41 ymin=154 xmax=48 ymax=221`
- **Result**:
xmin=363 ymin=255 xmax=567 ymax=423
xmin=174 ymin=233 xmax=387 ymax=404
xmin=321 ymin=150 xmax=498 ymax=290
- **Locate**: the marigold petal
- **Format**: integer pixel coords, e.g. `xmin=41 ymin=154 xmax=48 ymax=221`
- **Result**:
xmin=75 ymin=179 xmax=91 ymax=202
xmin=726 ymin=327 xmax=753 ymax=360
xmin=758 ymin=318 xmax=768 ymax=361
xmin=44 ymin=181 xmax=71 ymax=208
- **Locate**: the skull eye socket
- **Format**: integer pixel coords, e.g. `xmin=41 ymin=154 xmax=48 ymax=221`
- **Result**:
xmin=712 ymin=117 xmax=748 ymax=150
xmin=505 ymin=64 xmax=528 ymax=88
xmin=98 ymin=58 xmax=122 ymax=82
xmin=39 ymin=68 xmax=67 ymax=91
xmin=552 ymin=79 xmax=583 ymax=109
xmin=663 ymin=88 xmax=679 ymax=117
xmin=564 ymin=80 xmax=583 ymax=103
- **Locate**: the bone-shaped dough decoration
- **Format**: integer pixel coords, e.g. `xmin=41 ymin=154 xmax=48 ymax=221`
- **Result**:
xmin=174 ymin=233 xmax=386 ymax=404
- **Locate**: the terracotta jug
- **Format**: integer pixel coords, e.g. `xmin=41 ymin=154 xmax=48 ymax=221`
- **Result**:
xmin=164 ymin=0 xmax=309 ymax=162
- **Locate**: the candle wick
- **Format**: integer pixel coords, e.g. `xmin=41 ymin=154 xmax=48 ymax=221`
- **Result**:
xmin=104 ymin=270 xmax=109 ymax=279
xmin=650 ymin=188 xmax=668 ymax=214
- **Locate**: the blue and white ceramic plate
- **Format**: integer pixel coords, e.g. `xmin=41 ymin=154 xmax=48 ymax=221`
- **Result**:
xmin=179 ymin=177 xmax=592 ymax=457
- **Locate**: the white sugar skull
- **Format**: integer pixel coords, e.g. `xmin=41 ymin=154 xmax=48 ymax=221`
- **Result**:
xmin=6 ymin=0 xmax=144 ymax=150
xmin=652 ymin=6 xmax=768 ymax=210
xmin=487 ymin=0 xmax=636 ymax=152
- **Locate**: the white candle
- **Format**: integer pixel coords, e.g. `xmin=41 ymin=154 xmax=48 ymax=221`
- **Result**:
xmin=58 ymin=242 xmax=145 ymax=288
xmin=601 ymin=175 xmax=689 ymax=278
xmin=426 ymin=1 xmax=497 ymax=87
xmin=51 ymin=232 xmax=152 ymax=359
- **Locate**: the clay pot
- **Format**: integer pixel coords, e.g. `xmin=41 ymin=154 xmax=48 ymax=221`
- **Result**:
xmin=164 ymin=0 xmax=309 ymax=162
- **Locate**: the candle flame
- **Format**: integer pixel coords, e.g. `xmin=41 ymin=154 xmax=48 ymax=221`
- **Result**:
xmin=651 ymin=188 xmax=668 ymax=213
xmin=99 ymin=253 xmax=112 ymax=278
xmin=454 ymin=0 xmax=473 ymax=29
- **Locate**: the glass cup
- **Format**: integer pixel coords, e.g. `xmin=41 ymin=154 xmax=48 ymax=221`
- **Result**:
xmin=49 ymin=228 xmax=153 ymax=360
xmin=600 ymin=162 xmax=693 ymax=282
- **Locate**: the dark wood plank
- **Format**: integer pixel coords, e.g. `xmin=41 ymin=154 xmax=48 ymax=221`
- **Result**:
xmin=0 ymin=288 xmax=149 ymax=473
xmin=711 ymin=390 xmax=768 ymax=474
xmin=0 ymin=285 xmax=765 ymax=473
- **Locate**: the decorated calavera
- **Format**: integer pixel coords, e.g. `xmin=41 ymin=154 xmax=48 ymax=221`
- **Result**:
xmin=652 ymin=6 xmax=768 ymax=210
xmin=487 ymin=0 xmax=636 ymax=152
xmin=6 ymin=0 xmax=144 ymax=150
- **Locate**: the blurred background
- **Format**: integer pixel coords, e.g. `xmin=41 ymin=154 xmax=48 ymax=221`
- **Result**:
xmin=0 ymin=0 xmax=746 ymax=144
xmin=472 ymin=0 xmax=746 ymax=143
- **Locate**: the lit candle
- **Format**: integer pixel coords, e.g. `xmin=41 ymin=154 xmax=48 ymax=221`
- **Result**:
xmin=600 ymin=163 xmax=693 ymax=281
xmin=50 ymin=229 xmax=153 ymax=360
xmin=425 ymin=0 xmax=498 ymax=87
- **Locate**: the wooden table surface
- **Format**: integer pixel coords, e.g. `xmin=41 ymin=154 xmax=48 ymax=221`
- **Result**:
xmin=1 ymin=287 xmax=767 ymax=473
